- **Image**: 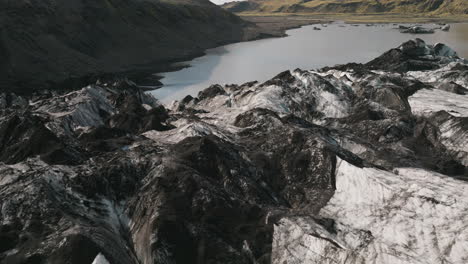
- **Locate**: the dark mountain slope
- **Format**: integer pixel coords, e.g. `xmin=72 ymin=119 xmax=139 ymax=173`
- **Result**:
xmin=0 ymin=0 xmax=249 ymax=94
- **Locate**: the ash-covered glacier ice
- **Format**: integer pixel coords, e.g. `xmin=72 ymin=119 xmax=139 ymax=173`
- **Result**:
xmin=1 ymin=39 xmax=467 ymax=264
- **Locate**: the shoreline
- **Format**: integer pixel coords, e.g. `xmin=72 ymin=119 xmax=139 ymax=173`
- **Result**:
xmin=39 ymin=16 xmax=324 ymax=97
xmin=44 ymin=14 xmax=465 ymax=96
xmin=146 ymin=16 xmax=326 ymax=86
xmin=238 ymin=13 xmax=468 ymax=24
xmin=147 ymin=15 xmax=464 ymax=92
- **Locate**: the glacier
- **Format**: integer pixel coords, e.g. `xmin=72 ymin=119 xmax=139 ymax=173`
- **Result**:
xmin=0 ymin=39 xmax=467 ymax=264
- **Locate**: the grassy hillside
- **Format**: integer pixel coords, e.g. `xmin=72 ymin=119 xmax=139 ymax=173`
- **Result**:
xmin=223 ymin=0 xmax=468 ymax=15
xmin=0 ymin=0 xmax=249 ymax=94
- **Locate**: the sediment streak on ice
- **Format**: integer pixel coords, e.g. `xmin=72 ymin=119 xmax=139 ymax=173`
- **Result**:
xmin=409 ymin=89 xmax=468 ymax=118
xmin=273 ymin=159 xmax=468 ymax=264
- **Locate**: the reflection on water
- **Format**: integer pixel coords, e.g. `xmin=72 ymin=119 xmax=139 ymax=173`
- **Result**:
xmin=152 ymin=23 xmax=468 ymax=103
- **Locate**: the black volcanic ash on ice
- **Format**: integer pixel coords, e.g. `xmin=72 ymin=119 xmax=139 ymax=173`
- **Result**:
xmin=0 ymin=39 xmax=467 ymax=264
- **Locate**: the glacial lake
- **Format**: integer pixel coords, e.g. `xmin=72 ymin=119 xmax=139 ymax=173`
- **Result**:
xmin=151 ymin=22 xmax=468 ymax=103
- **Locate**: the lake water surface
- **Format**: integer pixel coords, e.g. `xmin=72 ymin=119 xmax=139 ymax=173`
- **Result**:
xmin=152 ymin=22 xmax=468 ymax=103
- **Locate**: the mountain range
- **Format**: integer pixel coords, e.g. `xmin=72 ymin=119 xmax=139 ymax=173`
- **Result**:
xmin=223 ymin=0 xmax=468 ymax=15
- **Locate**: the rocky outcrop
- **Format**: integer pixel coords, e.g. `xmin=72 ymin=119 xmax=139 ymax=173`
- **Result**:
xmin=400 ymin=26 xmax=435 ymax=34
xmin=1 ymin=39 xmax=467 ymax=264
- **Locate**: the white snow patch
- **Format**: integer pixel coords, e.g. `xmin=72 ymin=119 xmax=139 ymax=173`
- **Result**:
xmin=143 ymin=119 xmax=234 ymax=144
xmin=409 ymin=89 xmax=468 ymax=117
xmin=407 ymin=62 xmax=468 ymax=88
xmin=92 ymin=253 xmax=110 ymax=264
